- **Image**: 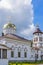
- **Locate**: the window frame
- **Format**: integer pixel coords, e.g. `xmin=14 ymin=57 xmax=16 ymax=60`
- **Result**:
xmin=18 ymin=52 xmax=21 ymax=58
xmin=11 ymin=51 xmax=14 ymax=58
xmin=2 ymin=49 xmax=7 ymax=59
xmin=24 ymin=52 xmax=27 ymax=58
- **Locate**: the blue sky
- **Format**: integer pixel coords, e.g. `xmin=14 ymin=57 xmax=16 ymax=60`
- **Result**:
xmin=0 ymin=0 xmax=43 ymax=39
xmin=32 ymin=0 xmax=43 ymax=31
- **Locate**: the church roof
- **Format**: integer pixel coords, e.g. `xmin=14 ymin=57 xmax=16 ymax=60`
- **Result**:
xmin=33 ymin=28 xmax=42 ymax=34
xmin=33 ymin=25 xmax=42 ymax=34
xmin=3 ymin=22 xmax=16 ymax=30
xmin=0 ymin=34 xmax=31 ymax=42
xmin=0 ymin=44 xmax=12 ymax=50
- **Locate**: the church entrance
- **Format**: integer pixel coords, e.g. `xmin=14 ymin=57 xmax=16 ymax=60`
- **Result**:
xmin=41 ymin=55 xmax=43 ymax=60
xmin=0 ymin=49 xmax=7 ymax=59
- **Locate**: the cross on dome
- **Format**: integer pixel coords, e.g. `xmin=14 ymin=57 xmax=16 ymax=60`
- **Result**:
xmin=3 ymin=16 xmax=16 ymax=30
xmin=36 ymin=24 xmax=39 ymax=29
xmin=33 ymin=24 xmax=42 ymax=34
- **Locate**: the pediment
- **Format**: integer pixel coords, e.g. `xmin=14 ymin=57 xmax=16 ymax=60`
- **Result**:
xmin=0 ymin=44 xmax=11 ymax=50
xmin=0 ymin=34 xmax=31 ymax=42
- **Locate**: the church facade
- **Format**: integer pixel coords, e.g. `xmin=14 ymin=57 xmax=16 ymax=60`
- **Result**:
xmin=0 ymin=22 xmax=43 ymax=65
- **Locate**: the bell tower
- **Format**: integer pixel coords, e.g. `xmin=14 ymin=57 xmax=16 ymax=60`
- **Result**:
xmin=33 ymin=25 xmax=42 ymax=48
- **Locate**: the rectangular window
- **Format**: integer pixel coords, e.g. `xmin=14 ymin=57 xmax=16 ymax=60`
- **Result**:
xmin=11 ymin=51 xmax=14 ymax=57
xmin=35 ymin=54 xmax=38 ymax=59
xmin=24 ymin=52 xmax=27 ymax=58
xmin=18 ymin=52 xmax=20 ymax=57
xmin=40 ymin=43 xmax=42 ymax=47
xmin=34 ymin=37 xmax=38 ymax=42
xmin=2 ymin=49 xmax=7 ymax=59
xmin=39 ymin=37 xmax=42 ymax=41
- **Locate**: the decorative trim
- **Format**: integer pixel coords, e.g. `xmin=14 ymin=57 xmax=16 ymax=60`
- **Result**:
xmin=0 ymin=44 xmax=12 ymax=50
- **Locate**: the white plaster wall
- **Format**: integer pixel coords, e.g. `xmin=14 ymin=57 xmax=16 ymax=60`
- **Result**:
xmin=7 ymin=41 xmax=33 ymax=61
xmin=0 ymin=59 xmax=8 ymax=65
xmin=0 ymin=37 xmax=36 ymax=61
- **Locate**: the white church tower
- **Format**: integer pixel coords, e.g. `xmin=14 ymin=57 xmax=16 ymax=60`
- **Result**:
xmin=3 ymin=22 xmax=16 ymax=35
xmin=33 ymin=25 xmax=43 ymax=48
xmin=33 ymin=25 xmax=43 ymax=60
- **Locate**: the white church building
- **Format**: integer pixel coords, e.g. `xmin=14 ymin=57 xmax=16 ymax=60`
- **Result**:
xmin=0 ymin=22 xmax=43 ymax=65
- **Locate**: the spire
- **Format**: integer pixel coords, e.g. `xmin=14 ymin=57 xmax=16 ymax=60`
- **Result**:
xmin=33 ymin=24 xmax=42 ymax=34
xmin=7 ymin=16 xmax=12 ymax=23
xmin=36 ymin=24 xmax=39 ymax=29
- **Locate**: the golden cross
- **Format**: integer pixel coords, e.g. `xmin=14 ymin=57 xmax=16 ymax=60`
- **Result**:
xmin=7 ymin=16 xmax=11 ymax=23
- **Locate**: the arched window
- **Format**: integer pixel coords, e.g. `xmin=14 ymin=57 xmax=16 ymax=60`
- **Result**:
xmin=18 ymin=52 xmax=21 ymax=57
xmin=11 ymin=45 xmax=14 ymax=50
xmin=11 ymin=51 xmax=14 ymax=57
xmin=24 ymin=52 xmax=27 ymax=58
xmin=18 ymin=47 xmax=21 ymax=58
xmin=24 ymin=48 xmax=27 ymax=58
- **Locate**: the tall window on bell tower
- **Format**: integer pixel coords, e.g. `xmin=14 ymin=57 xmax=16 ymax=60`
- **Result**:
xmin=39 ymin=37 xmax=42 ymax=41
xmin=34 ymin=37 xmax=38 ymax=42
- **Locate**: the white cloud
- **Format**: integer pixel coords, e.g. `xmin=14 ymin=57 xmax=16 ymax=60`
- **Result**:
xmin=0 ymin=0 xmax=11 ymax=9
xmin=0 ymin=0 xmax=32 ymax=10
xmin=21 ymin=23 xmax=35 ymax=35
xmin=0 ymin=0 xmax=35 ymax=39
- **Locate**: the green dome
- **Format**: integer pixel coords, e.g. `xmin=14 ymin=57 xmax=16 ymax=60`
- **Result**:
xmin=3 ymin=22 xmax=16 ymax=30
